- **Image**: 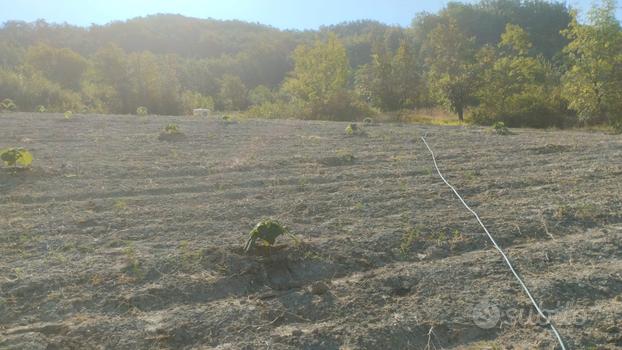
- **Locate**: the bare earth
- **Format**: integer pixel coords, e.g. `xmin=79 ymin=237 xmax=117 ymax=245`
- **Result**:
xmin=1 ymin=113 xmax=621 ymax=349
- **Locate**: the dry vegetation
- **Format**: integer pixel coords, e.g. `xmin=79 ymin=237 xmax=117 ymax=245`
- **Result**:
xmin=1 ymin=112 xmax=621 ymax=349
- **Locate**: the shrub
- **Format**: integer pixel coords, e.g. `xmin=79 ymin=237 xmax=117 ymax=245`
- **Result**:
xmin=1 ymin=148 xmax=33 ymax=168
xmin=164 ymin=123 xmax=180 ymax=134
xmin=36 ymin=105 xmax=46 ymax=113
xmin=345 ymin=123 xmax=366 ymax=136
xmin=363 ymin=117 xmax=373 ymax=124
xmin=245 ymin=100 xmax=304 ymax=119
xmin=221 ymin=115 xmax=237 ymax=125
xmin=158 ymin=123 xmax=186 ymax=141
xmin=491 ymin=121 xmax=511 ymax=135
xmin=1 ymin=98 xmax=16 ymax=112
xmin=136 ymin=106 xmax=148 ymax=116
xmin=64 ymin=110 xmax=73 ymax=119
xmin=244 ymin=219 xmax=287 ymax=253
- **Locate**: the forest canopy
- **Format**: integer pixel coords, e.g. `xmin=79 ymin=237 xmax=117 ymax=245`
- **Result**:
xmin=1 ymin=0 xmax=621 ymax=130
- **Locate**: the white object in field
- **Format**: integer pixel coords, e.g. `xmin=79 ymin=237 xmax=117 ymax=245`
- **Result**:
xmin=193 ymin=109 xmax=210 ymax=117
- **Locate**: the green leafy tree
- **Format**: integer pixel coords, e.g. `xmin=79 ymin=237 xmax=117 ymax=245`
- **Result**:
xmin=181 ymin=90 xmax=214 ymax=115
xmin=281 ymin=33 xmax=372 ymax=120
xmin=248 ymin=85 xmax=275 ymax=106
xmin=355 ymin=41 xmax=423 ymax=110
xmin=474 ymin=24 xmax=566 ymax=127
xmin=25 ymin=43 xmax=88 ymax=91
xmin=561 ymin=0 xmax=622 ymax=128
xmin=217 ymin=74 xmax=248 ymax=111
xmin=282 ymin=33 xmax=349 ymax=109
xmin=423 ymin=19 xmax=479 ymax=121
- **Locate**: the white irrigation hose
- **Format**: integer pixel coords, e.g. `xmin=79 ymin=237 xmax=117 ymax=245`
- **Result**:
xmin=420 ymin=136 xmax=567 ymax=350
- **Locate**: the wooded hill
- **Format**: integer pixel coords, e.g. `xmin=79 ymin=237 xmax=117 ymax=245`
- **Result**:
xmin=1 ymin=0 xmax=621 ymax=130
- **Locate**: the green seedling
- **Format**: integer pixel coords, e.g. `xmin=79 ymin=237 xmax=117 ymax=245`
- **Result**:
xmin=400 ymin=227 xmax=421 ymax=256
xmin=158 ymin=123 xmax=185 ymax=141
xmin=64 ymin=110 xmax=73 ymax=120
xmin=345 ymin=123 xmax=358 ymax=135
xmin=244 ymin=219 xmax=289 ymax=253
xmin=345 ymin=123 xmax=366 ymax=136
xmin=491 ymin=121 xmax=510 ymax=135
xmin=1 ymin=148 xmax=33 ymax=168
xmin=37 ymin=105 xmax=46 ymax=113
xmin=164 ymin=123 xmax=180 ymax=134
xmin=136 ymin=106 xmax=148 ymax=116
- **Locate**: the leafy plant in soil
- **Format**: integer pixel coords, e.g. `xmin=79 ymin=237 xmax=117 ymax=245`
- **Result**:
xmin=158 ymin=123 xmax=186 ymax=141
xmin=1 ymin=148 xmax=33 ymax=169
xmin=244 ymin=219 xmax=288 ymax=253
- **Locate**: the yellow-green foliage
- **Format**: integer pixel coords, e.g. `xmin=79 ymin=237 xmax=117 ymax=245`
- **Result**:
xmin=136 ymin=106 xmax=148 ymax=116
xmin=181 ymin=90 xmax=214 ymax=115
xmin=562 ymin=2 xmax=622 ymax=129
xmin=64 ymin=110 xmax=73 ymax=119
xmin=1 ymin=148 xmax=33 ymax=168
xmin=244 ymin=219 xmax=287 ymax=252
xmin=491 ymin=121 xmax=511 ymax=135
xmin=1 ymin=98 xmax=17 ymax=111
xmin=164 ymin=123 xmax=180 ymax=134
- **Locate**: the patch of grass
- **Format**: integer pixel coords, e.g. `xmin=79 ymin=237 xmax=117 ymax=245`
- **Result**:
xmin=122 ymin=244 xmax=144 ymax=280
xmin=158 ymin=123 xmax=186 ymax=141
xmin=465 ymin=342 xmax=503 ymax=350
xmin=319 ymin=152 xmax=356 ymax=166
xmin=114 ymin=199 xmax=128 ymax=211
xmin=136 ymin=106 xmax=148 ymax=116
xmin=400 ymin=227 xmax=421 ymax=256
xmin=178 ymin=240 xmax=204 ymax=271
xmin=554 ymin=203 xmax=601 ymax=222
xmin=389 ymin=108 xmax=462 ymax=126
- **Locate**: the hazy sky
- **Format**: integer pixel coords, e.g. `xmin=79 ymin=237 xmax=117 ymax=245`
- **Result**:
xmin=0 ymin=0 xmax=617 ymax=29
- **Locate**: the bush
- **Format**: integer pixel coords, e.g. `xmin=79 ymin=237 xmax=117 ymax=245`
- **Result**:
xmin=245 ymin=100 xmax=304 ymax=119
xmin=1 ymin=148 xmax=33 ymax=168
xmin=345 ymin=123 xmax=366 ymax=136
xmin=158 ymin=123 xmax=186 ymax=141
xmin=136 ymin=106 xmax=148 ymax=116
xmin=36 ymin=105 xmax=46 ymax=113
xmin=64 ymin=111 xmax=73 ymax=119
xmin=308 ymin=90 xmax=376 ymax=121
xmin=164 ymin=123 xmax=180 ymax=134
xmin=1 ymin=98 xmax=17 ymax=111
xmin=244 ymin=219 xmax=287 ymax=253
xmin=491 ymin=121 xmax=511 ymax=135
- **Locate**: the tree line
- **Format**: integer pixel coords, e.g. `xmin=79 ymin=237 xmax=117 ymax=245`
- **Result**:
xmin=0 ymin=0 xmax=621 ymax=130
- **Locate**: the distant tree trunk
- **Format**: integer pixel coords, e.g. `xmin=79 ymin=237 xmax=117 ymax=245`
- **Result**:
xmin=457 ymin=106 xmax=464 ymax=122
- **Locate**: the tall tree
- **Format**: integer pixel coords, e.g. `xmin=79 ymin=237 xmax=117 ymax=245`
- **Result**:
xmin=217 ymin=74 xmax=249 ymax=111
xmin=423 ymin=19 xmax=479 ymax=121
xmin=25 ymin=43 xmax=88 ymax=91
xmin=282 ymin=33 xmax=349 ymax=107
xmin=561 ymin=0 xmax=622 ymax=128
xmin=474 ymin=24 xmax=565 ymax=127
